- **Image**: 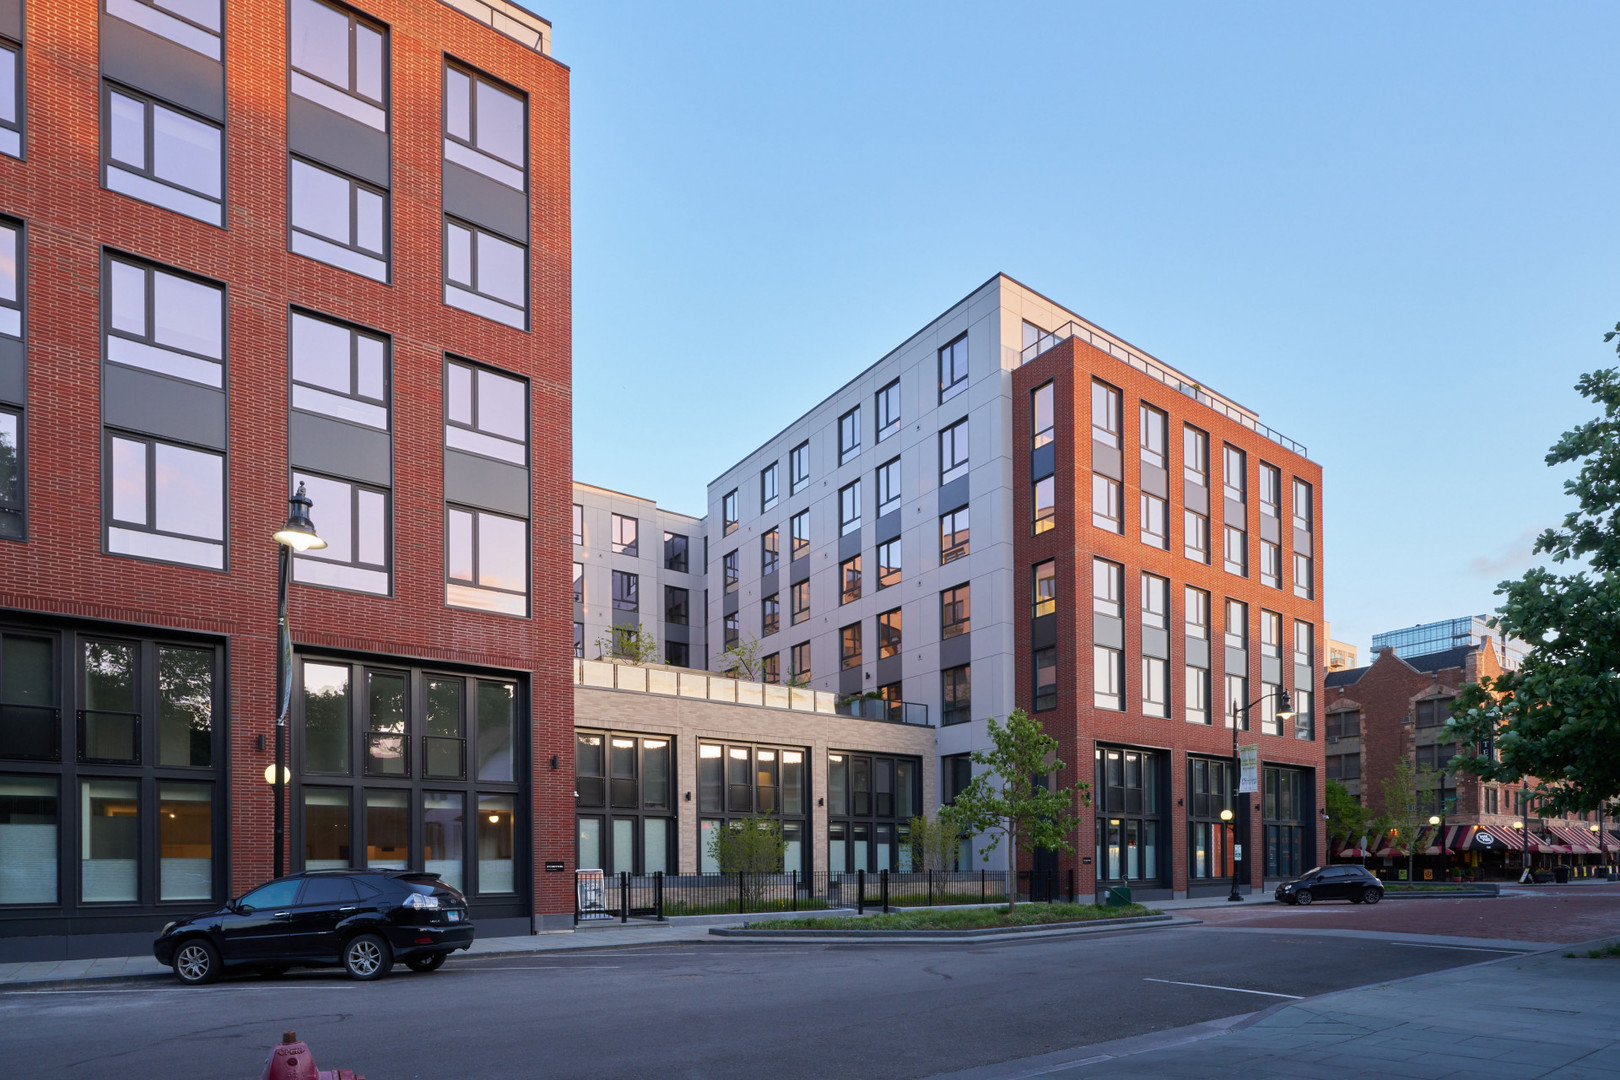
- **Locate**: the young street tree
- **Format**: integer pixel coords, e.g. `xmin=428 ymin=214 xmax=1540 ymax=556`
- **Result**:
xmin=1376 ymin=759 xmax=1434 ymax=883
xmin=706 ymin=814 xmax=789 ymax=911
xmin=1324 ymin=779 xmax=1369 ymax=856
xmin=938 ymin=709 xmax=1088 ymax=909
xmin=1446 ymin=359 xmax=1620 ymax=816
xmin=903 ymin=813 xmax=961 ymax=874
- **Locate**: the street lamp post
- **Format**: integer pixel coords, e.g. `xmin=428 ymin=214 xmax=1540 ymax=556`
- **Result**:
xmin=1225 ymin=688 xmax=1294 ymax=902
xmin=271 ymin=483 xmax=325 ymax=879
xmin=1427 ymin=813 xmax=1441 ymax=882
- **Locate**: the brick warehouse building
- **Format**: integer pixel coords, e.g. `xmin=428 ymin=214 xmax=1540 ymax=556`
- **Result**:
xmin=1012 ymin=332 xmax=1325 ymax=901
xmin=0 ymin=0 xmax=573 ymax=959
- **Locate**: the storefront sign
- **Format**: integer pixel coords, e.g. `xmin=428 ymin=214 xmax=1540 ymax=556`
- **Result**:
xmin=545 ymin=860 xmax=565 ymax=872
xmin=1238 ymin=744 xmax=1259 ymax=794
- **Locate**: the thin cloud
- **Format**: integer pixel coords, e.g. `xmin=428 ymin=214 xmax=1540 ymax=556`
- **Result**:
xmin=1468 ymin=527 xmax=1542 ymax=577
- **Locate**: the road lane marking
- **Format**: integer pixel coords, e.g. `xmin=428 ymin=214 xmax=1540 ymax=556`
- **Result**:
xmin=1387 ymin=942 xmax=1525 ymax=953
xmin=1142 ymin=978 xmax=1302 ymax=999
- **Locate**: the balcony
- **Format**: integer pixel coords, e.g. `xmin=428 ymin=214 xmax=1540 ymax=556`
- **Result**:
xmin=834 ymin=695 xmax=930 ymax=727
xmin=574 ymin=660 xmax=930 ymax=726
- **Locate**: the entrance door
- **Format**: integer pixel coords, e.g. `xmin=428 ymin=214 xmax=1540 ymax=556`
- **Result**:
xmin=1031 ymin=846 xmax=1059 ymax=901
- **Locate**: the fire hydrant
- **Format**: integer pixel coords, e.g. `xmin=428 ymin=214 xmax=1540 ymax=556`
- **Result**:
xmin=262 ymin=1031 xmax=365 ymax=1080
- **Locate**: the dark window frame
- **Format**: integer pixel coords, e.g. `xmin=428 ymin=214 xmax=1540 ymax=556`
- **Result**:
xmin=288 ymin=154 xmax=390 ymax=281
xmin=443 ymin=215 xmax=527 ymax=330
xmin=288 ymin=307 xmax=390 ymax=430
xmin=789 ymin=441 xmax=810 ymax=494
xmin=938 ymin=334 xmax=968 ymax=403
xmin=103 ymin=429 xmax=227 ymax=572
xmin=444 ymin=503 xmax=529 ymax=617
xmin=102 ymin=80 xmax=224 ymax=227
xmin=838 ymin=406 xmax=861 ymax=465
xmin=875 ymin=378 xmax=900 ymax=442
xmin=444 ymin=355 xmax=529 ymax=466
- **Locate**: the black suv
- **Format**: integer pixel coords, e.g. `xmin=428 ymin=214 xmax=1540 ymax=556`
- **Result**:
xmin=1274 ymin=865 xmax=1384 ymax=906
xmin=153 ymin=869 xmax=474 ymax=984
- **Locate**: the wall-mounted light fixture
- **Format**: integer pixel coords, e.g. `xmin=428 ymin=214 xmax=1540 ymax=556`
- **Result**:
xmin=684 ymin=792 xmax=692 ymax=802
xmin=818 ymin=797 xmax=824 ymax=806
xmin=255 ymin=734 xmax=267 ymax=751
xmin=550 ymin=755 xmax=559 ymax=770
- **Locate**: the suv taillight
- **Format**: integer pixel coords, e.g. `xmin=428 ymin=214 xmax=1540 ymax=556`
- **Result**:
xmin=404 ymin=892 xmax=441 ymax=910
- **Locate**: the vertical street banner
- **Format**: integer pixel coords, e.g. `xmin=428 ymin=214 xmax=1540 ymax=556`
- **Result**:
xmin=1238 ymin=743 xmax=1259 ymax=794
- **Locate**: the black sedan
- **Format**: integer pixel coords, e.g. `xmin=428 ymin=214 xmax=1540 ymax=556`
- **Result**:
xmin=154 ymin=869 xmax=474 ymax=984
xmin=1274 ymin=865 xmax=1384 ymax=906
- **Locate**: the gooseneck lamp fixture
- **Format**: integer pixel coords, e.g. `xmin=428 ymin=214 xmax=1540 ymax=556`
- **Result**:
xmin=272 ymin=483 xmax=324 ymax=880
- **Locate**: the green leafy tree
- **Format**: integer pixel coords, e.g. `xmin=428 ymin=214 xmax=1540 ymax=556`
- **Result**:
xmin=938 ymin=709 xmax=1088 ymax=909
xmin=594 ymin=624 xmax=659 ymax=665
xmin=1446 ymin=359 xmax=1620 ymax=815
xmin=716 ymin=634 xmax=764 ymax=681
xmin=707 ymin=815 xmax=789 ymax=910
xmin=1324 ymin=780 xmax=1368 ymax=855
xmin=1375 ymin=759 xmax=1433 ymax=882
xmin=903 ymin=813 xmax=961 ymax=874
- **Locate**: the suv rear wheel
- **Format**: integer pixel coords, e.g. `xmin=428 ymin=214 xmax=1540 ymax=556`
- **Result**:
xmin=343 ymin=933 xmax=392 ymax=981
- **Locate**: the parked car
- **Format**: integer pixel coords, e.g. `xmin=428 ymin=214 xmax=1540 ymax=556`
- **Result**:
xmin=153 ymin=869 xmax=474 ymax=985
xmin=1274 ymin=865 xmax=1384 ymax=906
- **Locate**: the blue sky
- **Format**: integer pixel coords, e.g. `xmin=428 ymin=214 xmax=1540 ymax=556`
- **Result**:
xmin=542 ymin=1 xmax=1620 ymax=656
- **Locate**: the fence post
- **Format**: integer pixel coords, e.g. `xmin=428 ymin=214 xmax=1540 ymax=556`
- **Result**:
xmin=737 ymin=872 xmax=745 ymax=915
xmin=927 ymin=869 xmax=933 ymax=907
xmin=791 ymin=870 xmax=798 ymax=912
xmin=620 ymin=872 xmax=629 ymax=924
xmin=881 ymin=868 xmax=890 ymax=914
xmin=1066 ymin=867 xmax=1074 ymax=904
xmin=574 ymin=870 xmax=580 ymax=926
xmin=981 ymin=868 xmax=986 ymax=902
xmin=654 ymin=870 xmax=664 ymax=921
xmin=857 ymin=869 xmax=866 ymax=915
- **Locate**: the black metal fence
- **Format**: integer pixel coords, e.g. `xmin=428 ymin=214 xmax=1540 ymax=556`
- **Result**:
xmin=1018 ymin=868 xmax=1078 ymax=904
xmin=573 ymin=869 xmax=1018 ymax=923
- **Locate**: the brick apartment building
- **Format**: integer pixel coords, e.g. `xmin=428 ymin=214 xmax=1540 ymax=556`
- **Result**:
xmin=0 ymin=0 xmax=574 ymax=959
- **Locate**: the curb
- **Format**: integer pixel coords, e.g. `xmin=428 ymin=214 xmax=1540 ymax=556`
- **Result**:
xmin=709 ymin=913 xmax=1182 ymax=941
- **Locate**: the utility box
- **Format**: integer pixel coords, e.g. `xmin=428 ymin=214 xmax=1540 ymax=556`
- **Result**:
xmin=1106 ymin=885 xmax=1132 ymax=907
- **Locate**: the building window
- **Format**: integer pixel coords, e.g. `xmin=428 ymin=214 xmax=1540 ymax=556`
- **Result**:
xmin=1259 ymin=464 xmax=1281 ymax=518
xmin=1092 ymin=380 xmax=1121 ymax=447
xmin=1224 ymin=525 xmax=1247 ymax=577
xmin=574 ymin=731 xmax=675 ymax=875
xmin=875 ymin=379 xmax=900 ymax=442
xmin=1259 ymin=681 xmax=1283 ymax=736
xmin=444 ymin=62 xmax=526 ymax=191
xmin=1295 ymin=621 xmax=1314 ymax=667
xmin=760 ymin=464 xmax=778 ymax=511
xmin=876 ymin=538 xmax=900 ymax=590
xmin=445 ymin=506 xmax=527 ymax=616
xmin=105 ymin=255 xmax=224 ymax=388
xmin=941 ymin=584 xmax=970 ymax=639
xmin=940 ymin=506 xmax=969 ymax=564
xmin=444 ymin=217 xmax=526 ymax=330
xmin=1185 ymin=586 xmax=1209 ymax=639
xmin=1293 ymin=688 xmax=1314 ymax=741
xmin=838 ymin=406 xmax=861 ymax=464
xmin=761 ymin=593 xmax=779 ymax=636
xmin=572 ymin=561 xmax=583 ymax=604
xmin=1188 ymin=757 xmax=1234 ymax=880
xmin=1033 ymin=560 xmax=1056 ymax=618
xmin=1185 ymin=667 xmax=1210 ymax=725
xmin=570 ymin=504 xmax=583 ymax=546
xmin=938 ymin=335 xmax=969 ymax=403
xmin=1140 ymin=404 xmax=1167 ymax=469
xmin=761 ymin=528 xmax=779 ymax=577
xmin=108 ymin=0 xmax=222 ymax=59
xmin=610 ymin=513 xmax=638 ymax=557
xmin=1325 ymin=753 xmax=1360 ymax=780
xmin=0 ymin=407 xmax=20 ymax=539
xmin=1140 ymin=493 xmax=1167 ymax=549
xmin=790 ymin=510 xmax=809 ymax=560
xmin=1034 ymin=648 xmax=1057 ymax=712
xmin=1093 ymin=558 xmax=1123 ymax=617
xmin=876 ymin=457 xmax=901 ymax=517
xmin=1141 ymin=574 xmax=1168 ymax=629
xmin=722 ymin=489 xmax=738 ymax=535
xmin=106 ymin=432 xmax=224 ymax=570
xmin=878 ymin=608 xmax=901 ymax=659
xmin=940 ymin=418 xmax=969 ymax=485
xmin=1263 ymin=767 xmax=1307 ymax=879
xmin=840 ymin=555 xmax=861 ymax=605
xmin=1225 ymin=673 xmax=1249 ymax=731
xmin=1184 ymin=425 xmax=1208 ymax=486
xmin=941 ymin=665 xmax=971 ymax=725
xmin=840 ymin=623 xmax=862 ymax=670
xmin=1093 ymin=646 xmax=1123 ymax=710
xmin=724 ymin=613 xmax=739 ymax=650
xmin=839 ymin=480 xmax=861 ymax=535
xmin=762 ymin=653 xmax=779 ymax=683
xmin=666 ymin=641 xmax=689 ymax=668
xmin=0 ymin=39 xmax=18 ymax=159
xmin=1032 ymin=381 xmax=1054 ymax=450
xmin=610 ymin=570 xmax=638 ymax=613
xmin=1033 ymin=476 xmax=1055 ymax=535
xmin=790 ymin=642 xmax=811 ymax=683
xmin=664 ymin=531 xmax=688 ymax=573
xmin=289 ymin=0 xmax=386 ymax=129
xmin=1293 ymin=476 xmax=1314 ymax=531
xmin=664 ymin=586 xmax=688 ymax=626
xmin=1223 ymin=445 xmax=1246 ymax=504
xmin=789 ymin=441 xmax=810 ymax=494
xmin=290 ymin=311 xmax=389 ymax=429
xmin=445 ymin=358 xmax=527 ymax=465
xmin=723 ymin=550 xmax=739 ymax=594
xmin=1260 ymin=540 xmax=1281 ymax=588
xmin=573 ymin=623 xmax=584 ymax=658
xmin=1260 ymin=610 xmax=1282 ymax=658
xmin=827 ymin=751 xmax=920 ymax=873
xmin=289 ymin=158 xmax=387 ymax=281
xmin=1092 ymin=474 xmax=1122 ymax=533
xmin=790 ymin=579 xmax=810 ymax=626
xmin=1326 ymin=710 xmax=1360 ymax=739
xmin=1293 ymin=552 xmax=1314 ymax=599
xmin=0 ymin=219 xmax=20 ymax=337
xmin=1415 ymin=698 xmax=1454 ymax=728
xmin=290 ymin=472 xmax=389 ymax=595
xmin=1224 ymin=598 xmax=1248 ymax=651
xmin=1095 ymin=747 xmax=1163 ymax=884
xmin=1184 ymin=510 xmax=1209 ymax=563
xmin=1483 ymin=785 xmax=1497 ymax=814
xmin=104 ymin=83 xmax=223 ymax=226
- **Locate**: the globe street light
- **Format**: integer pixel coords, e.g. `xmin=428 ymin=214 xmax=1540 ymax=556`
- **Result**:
xmin=272 ymin=482 xmax=324 ymax=879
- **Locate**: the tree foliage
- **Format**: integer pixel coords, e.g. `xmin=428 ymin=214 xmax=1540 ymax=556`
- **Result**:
xmin=1375 ymin=759 xmax=1434 ymax=879
xmin=594 ymin=624 xmax=660 ymax=665
xmin=1445 ymin=359 xmax=1620 ymax=815
xmin=1324 ymin=780 xmax=1368 ymax=850
xmin=706 ymin=814 xmax=788 ymax=875
xmin=716 ymin=634 xmax=764 ymax=681
xmin=903 ymin=813 xmax=961 ymax=874
xmin=938 ymin=709 xmax=1088 ymax=909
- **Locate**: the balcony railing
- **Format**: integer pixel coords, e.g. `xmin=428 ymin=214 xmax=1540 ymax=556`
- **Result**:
xmin=1020 ymin=320 xmax=1308 ymax=458
xmin=834 ymin=695 xmax=930 ymax=726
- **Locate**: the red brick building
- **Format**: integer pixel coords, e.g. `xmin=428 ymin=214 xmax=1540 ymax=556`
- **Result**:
xmin=1012 ymin=333 xmax=1325 ymax=900
xmin=0 ymin=0 xmax=573 ymax=959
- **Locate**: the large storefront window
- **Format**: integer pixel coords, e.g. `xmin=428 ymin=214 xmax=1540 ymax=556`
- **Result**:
xmin=293 ymin=658 xmax=523 ymax=904
xmin=698 ymin=740 xmax=808 ymax=874
xmin=0 ymin=626 xmax=222 ymax=914
xmin=1188 ymin=756 xmax=1234 ymax=881
xmin=1094 ymin=746 xmax=1162 ymax=884
xmin=1263 ymin=766 xmax=1307 ymax=879
xmin=827 ymin=751 xmax=921 ymax=873
xmin=575 ymin=731 xmax=674 ymax=875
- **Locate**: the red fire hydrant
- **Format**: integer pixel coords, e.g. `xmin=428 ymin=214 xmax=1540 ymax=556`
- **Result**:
xmin=262 ymin=1031 xmax=365 ymax=1080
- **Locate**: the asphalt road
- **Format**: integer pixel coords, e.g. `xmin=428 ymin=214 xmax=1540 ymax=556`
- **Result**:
xmin=2 ymin=926 xmax=1511 ymax=1080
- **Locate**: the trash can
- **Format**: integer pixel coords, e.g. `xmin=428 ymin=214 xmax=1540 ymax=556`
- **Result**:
xmin=1554 ymin=865 xmax=1571 ymax=884
xmin=1106 ymin=885 xmax=1132 ymax=907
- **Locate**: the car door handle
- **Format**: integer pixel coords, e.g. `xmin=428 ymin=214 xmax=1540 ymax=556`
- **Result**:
xmin=338 ymin=906 xmax=356 ymax=913
xmin=272 ymin=912 xmax=292 ymax=920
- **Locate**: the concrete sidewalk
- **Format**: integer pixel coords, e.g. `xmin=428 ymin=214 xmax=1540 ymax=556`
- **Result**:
xmin=929 ymin=937 xmax=1620 ymax=1080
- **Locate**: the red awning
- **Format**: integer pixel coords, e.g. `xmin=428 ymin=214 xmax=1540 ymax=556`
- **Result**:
xmin=1419 ymin=826 xmax=1445 ymax=856
xmin=1444 ymin=825 xmax=1475 ymax=852
xmin=1338 ymin=836 xmax=1371 ymax=858
xmin=1531 ymin=834 xmax=1571 ymax=854
xmin=1469 ymin=825 xmax=1525 ymax=853
xmin=1545 ymin=825 xmax=1601 ymax=854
